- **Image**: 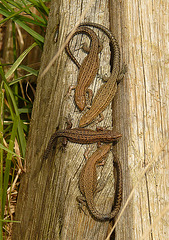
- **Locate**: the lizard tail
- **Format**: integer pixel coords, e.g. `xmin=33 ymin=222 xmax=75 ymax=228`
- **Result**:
xmin=31 ymin=132 xmax=59 ymax=178
xmin=87 ymin=155 xmax=123 ymax=221
xmin=42 ymin=132 xmax=58 ymax=160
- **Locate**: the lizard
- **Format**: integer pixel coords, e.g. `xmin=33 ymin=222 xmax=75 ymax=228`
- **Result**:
xmin=77 ymin=23 xmax=127 ymax=127
xmin=77 ymin=144 xmax=123 ymax=221
xmin=43 ymin=118 xmax=122 ymax=160
xmin=65 ymin=26 xmax=103 ymax=111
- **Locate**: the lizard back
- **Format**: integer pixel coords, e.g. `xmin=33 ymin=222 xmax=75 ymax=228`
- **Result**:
xmin=55 ymin=128 xmax=122 ymax=143
xmin=77 ymin=144 xmax=123 ymax=221
xmin=78 ymin=23 xmax=121 ymax=127
xmin=42 ymin=128 xmax=122 ymax=160
xmin=65 ymin=26 xmax=102 ymax=111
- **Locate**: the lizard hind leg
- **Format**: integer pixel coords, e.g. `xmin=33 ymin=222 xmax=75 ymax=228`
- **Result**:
xmin=84 ymin=147 xmax=91 ymax=160
xmin=86 ymin=88 xmax=93 ymax=106
xmin=97 ymin=66 xmax=110 ymax=82
xmin=95 ymin=180 xmax=106 ymax=194
xmin=117 ymin=63 xmax=128 ymax=84
xmin=76 ymin=196 xmax=88 ymax=215
xmin=81 ymin=42 xmax=90 ymax=53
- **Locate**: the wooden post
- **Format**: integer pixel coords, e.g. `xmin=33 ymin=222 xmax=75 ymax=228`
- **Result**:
xmin=12 ymin=0 xmax=168 ymax=239
xmin=109 ymin=0 xmax=169 ymax=239
xmin=12 ymin=0 xmax=121 ymax=239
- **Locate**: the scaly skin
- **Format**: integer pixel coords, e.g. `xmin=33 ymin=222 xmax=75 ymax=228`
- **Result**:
xmin=77 ymin=144 xmax=123 ymax=221
xmin=78 ymin=23 xmax=126 ymax=127
xmin=43 ymin=127 xmax=122 ymax=160
xmin=65 ymin=26 xmax=102 ymax=111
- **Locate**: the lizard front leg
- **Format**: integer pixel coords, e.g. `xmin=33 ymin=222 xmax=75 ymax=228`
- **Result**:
xmin=61 ymin=115 xmax=73 ymax=149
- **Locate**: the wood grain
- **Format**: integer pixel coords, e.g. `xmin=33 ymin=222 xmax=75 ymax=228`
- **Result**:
xmin=109 ymin=0 xmax=169 ymax=239
xmin=12 ymin=0 xmax=120 ymax=239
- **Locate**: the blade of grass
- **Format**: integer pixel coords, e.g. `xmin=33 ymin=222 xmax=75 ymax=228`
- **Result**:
xmin=38 ymin=0 xmax=49 ymax=15
xmin=0 ymin=144 xmax=24 ymax=160
xmin=14 ymin=14 xmax=47 ymax=27
xmin=17 ymin=119 xmax=26 ymax=156
xmin=15 ymin=0 xmax=48 ymax=24
xmin=0 ymin=9 xmax=44 ymax=42
xmin=0 ymin=82 xmax=4 ymax=240
xmin=9 ymin=74 xmax=33 ymax=86
xmin=5 ymin=42 xmax=38 ymax=79
xmin=0 ymin=219 xmax=20 ymax=223
xmin=28 ymin=12 xmax=47 ymax=25
xmin=2 ymin=116 xmax=18 ymax=219
xmin=4 ymin=0 xmax=23 ymax=9
xmin=21 ymin=14 xmax=47 ymax=26
xmin=27 ymin=0 xmax=45 ymax=8
xmin=0 ymin=3 xmax=8 ymax=12
xmin=10 ymin=93 xmax=32 ymax=105
xmin=4 ymin=90 xmax=26 ymax=156
xmin=37 ymin=10 xmax=48 ymax=25
xmin=18 ymin=108 xmax=31 ymax=114
xmin=0 ymin=0 xmax=13 ymax=12
xmin=0 ymin=63 xmax=26 ymax=157
xmin=19 ymin=65 xmax=38 ymax=76
xmin=12 ymin=21 xmax=19 ymax=104
xmin=0 ymin=4 xmax=33 ymax=25
xmin=0 ymin=5 xmax=47 ymax=27
xmin=5 ymin=0 xmax=49 ymax=20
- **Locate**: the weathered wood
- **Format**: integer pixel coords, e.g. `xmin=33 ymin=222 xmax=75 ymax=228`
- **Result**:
xmin=109 ymin=0 xmax=169 ymax=239
xmin=12 ymin=0 xmax=125 ymax=239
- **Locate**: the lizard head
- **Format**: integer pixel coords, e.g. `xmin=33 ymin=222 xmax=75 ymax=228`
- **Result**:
xmin=107 ymin=131 xmax=122 ymax=141
xmin=75 ymin=95 xmax=86 ymax=111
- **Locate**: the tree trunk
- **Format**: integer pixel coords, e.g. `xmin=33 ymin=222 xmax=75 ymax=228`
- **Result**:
xmin=12 ymin=0 xmax=169 ymax=239
xmin=12 ymin=0 xmax=121 ymax=239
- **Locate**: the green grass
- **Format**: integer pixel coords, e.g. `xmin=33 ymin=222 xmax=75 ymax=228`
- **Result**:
xmin=0 ymin=0 xmax=50 ymax=238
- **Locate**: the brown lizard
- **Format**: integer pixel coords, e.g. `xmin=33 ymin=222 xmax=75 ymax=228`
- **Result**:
xmin=78 ymin=23 xmax=127 ymax=127
xmin=65 ymin=26 xmax=102 ymax=111
xmin=77 ymin=144 xmax=123 ymax=221
xmin=43 ymin=125 xmax=122 ymax=160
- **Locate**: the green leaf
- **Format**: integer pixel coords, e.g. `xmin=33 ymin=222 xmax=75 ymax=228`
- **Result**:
xmin=0 ymin=218 xmax=20 ymax=223
xmin=19 ymin=65 xmax=39 ymax=76
xmin=8 ymin=73 xmax=33 ymax=86
xmin=5 ymin=42 xmax=38 ymax=79
xmin=4 ymin=0 xmax=23 ymax=9
xmin=0 ymin=143 xmax=24 ymax=160
xmin=0 ymin=0 xmax=13 ymax=12
xmin=0 ymin=9 xmax=44 ymax=42
xmin=38 ymin=0 xmax=49 ymax=15
xmin=0 ymin=5 xmax=31 ymax=25
xmin=0 ymin=82 xmax=4 ymax=238
xmin=0 ymin=63 xmax=27 ymax=156
xmin=18 ymin=108 xmax=31 ymax=114
xmin=2 ymin=116 xmax=18 ymax=218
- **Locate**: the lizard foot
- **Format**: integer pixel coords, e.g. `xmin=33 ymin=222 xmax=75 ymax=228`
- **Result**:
xmin=117 ymin=63 xmax=128 ymax=84
xmin=76 ymin=196 xmax=88 ymax=215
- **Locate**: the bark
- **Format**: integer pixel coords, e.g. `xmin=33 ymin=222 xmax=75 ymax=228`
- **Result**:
xmin=12 ymin=0 xmax=120 ymax=239
xmin=109 ymin=0 xmax=169 ymax=239
xmin=12 ymin=0 xmax=169 ymax=239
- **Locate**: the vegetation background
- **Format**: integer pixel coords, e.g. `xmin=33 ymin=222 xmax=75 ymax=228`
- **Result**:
xmin=0 ymin=0 xmax=50 ymax=238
